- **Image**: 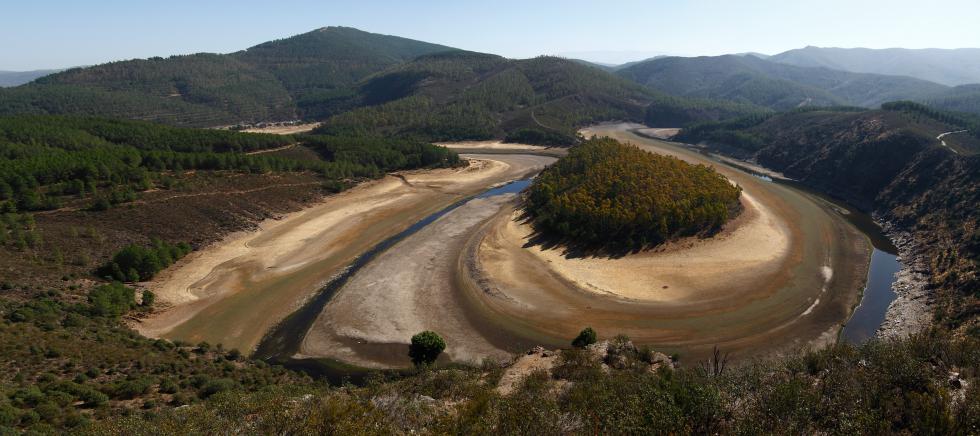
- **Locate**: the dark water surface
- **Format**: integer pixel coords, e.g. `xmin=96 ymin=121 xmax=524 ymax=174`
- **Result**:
xmin=840 ymin=249 xmax=901 ymax=343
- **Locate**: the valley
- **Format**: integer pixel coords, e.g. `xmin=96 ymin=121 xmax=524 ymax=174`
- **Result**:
xmin=137 ymin=125 xmax=895 ymax=372
xmin=3 ymin=12 xmax=979 ymax=433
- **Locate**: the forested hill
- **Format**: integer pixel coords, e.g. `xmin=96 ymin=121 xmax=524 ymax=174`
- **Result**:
xmin=315 ymin=52 xmax=764 ymax=144
xmin=230 ymin=26 xmax=456 ymax=119
xmin=616 ymin=54 xmax=949 ymax=111
xmin=0 ymin=27 xmax=758 ymax=138
xmin=0 ymin=27 xmax=455 ymax=127
xmin=922 ymin=84 xmax=980 ymax=116
xmin=677 ymin=104 xmax=980 ymax=332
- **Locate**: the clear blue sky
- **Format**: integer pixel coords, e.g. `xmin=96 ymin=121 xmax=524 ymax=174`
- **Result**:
xmin=3 ymin=0 xmax=980 ymax=70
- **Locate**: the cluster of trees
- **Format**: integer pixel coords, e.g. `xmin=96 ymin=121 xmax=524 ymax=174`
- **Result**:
xmin=0 ymin=213 xmax=41 ymax=250
xmin=0 ymin=115 xmax=459 ymax=212
xmin=921 ymin=84 xmax=980 ymax=116
xmin=525 ymin=138 xmax=742 ymax=250
xmin=503 ymin=128 xmax=576 ymax=146
xmin=87 ymin=282 xmax=137 ymax=318
xmin=99 ymin=240 xmax=193 ymax=282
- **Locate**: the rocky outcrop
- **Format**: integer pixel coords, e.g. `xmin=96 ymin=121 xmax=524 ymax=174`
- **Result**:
xmin=496 ymin=341 xmax=675 ymax=395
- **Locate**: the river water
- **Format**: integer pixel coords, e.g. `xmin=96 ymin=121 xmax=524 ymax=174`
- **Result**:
xmin=743 ymin=173 xmax=901 ymax=344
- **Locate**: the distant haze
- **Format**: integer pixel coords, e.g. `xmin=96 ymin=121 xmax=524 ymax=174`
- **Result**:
xmin=771 ymin=47 xmax=980 ymax=86
xmin=0 ymin=69 xmax=65 ymax=87
xmin=555 ymin=51 xmax=676 ymax=66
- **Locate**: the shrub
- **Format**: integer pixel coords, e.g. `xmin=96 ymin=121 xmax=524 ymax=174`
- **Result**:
xmin=199 ymin=378 xmax=238 ymax=399
xmin=87 ymin=282 xmax=135 ymax=317
xmin=572 ymin=327 xmax=597 ymax=348
xmin=100 ymin=240 xmax=192 ymax=282
xmin=409 ymin=331 xmax=446 ymax=367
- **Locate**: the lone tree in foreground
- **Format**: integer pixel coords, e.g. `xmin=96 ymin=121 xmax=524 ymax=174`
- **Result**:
xmin=409 ymin=331 xmax=446 ymax=367
xmin=572 ymin=327 xmax=598 ymax=348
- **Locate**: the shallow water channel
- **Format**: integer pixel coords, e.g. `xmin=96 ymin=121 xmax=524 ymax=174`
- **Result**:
xmin=253 ymin=179 xmax=532 ymax=383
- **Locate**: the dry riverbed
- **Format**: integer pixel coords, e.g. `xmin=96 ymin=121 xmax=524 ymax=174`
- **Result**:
xmin=136 ymin=153 xmax=552 ymax=352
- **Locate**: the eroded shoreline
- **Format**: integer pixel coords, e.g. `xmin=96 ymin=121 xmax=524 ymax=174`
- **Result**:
xmin=136 ymin=153 xmax=552 ymax=352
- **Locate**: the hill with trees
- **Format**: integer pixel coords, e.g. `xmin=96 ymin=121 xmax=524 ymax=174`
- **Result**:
xmin=922 ymin=84 xmax=980 ymax=115
xmin=314 ymin=52 xmax=763 ymax=144
xmin=0 ymin=28 xmax=455 ymax=127
xmin=0 ymin=28 xmax=763 ymax=140
xmin=524 ymin=137 xmax=741 ymax=250
xmin=770 ymin=46 xmax=980 ymax=86
xmin=616 ymin=55 xmax=950 ymax=111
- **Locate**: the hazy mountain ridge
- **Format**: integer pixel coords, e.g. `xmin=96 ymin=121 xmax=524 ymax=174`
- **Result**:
xmin=616 ymin=54 xmax=950 ymax=111
xmin=0 ymin=69 xmax=65 ymax=87
xmin=771 ymin=46 xmax=980 ymax=86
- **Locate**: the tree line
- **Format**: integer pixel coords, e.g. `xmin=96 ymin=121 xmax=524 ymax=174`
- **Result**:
xmin=0 ymin=115 xmax=459 ymax=212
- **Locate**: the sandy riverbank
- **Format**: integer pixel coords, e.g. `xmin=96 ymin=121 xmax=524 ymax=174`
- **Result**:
xmin=136 ymin=153 xmax=551 ymax=353
xmin=487 ymin=190 xmax=790 ymax=303
xmin=456 ymin=124 xmax=872 ymax=361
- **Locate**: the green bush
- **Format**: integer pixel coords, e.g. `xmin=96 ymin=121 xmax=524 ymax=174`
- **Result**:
xmin=409 ymin=331 xmax=446 ymax=367
xmin=199 ymin=379 xmax=238 ymax=399
xmin=572 ymin=327 xmax=597 ymax=348
xmin=101 ymin=240 xmax=192 ymax=282
xmin=87 ymin=282 xmax=135 ymax=318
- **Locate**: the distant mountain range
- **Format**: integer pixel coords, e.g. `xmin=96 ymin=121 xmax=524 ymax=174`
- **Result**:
xmin=0 ymin=27 xmax=754 ymax=139
xmin=615 ymin=54 xmax=949 ymax=111
xmin=0 ymin=69 xmax=64 ymax=87
xmin=770 ymin=46 xmax=980 ymax=86
xmin=3 ymin=29 xmax=980 ymax=136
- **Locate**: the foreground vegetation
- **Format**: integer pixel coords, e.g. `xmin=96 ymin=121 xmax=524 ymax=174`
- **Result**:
xmin=2 ymin=283 xmax=977 ymax=434
xmin=525 ymin=137 xmax=741 ymax=250
xmin=86 ymin=328 xmax=978 ymax=435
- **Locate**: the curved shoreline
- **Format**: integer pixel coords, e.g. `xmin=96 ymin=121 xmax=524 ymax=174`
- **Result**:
xmin=456 ymin=125 xmax=872 ymax=361
xmin=135 ymin=154 xmax=551 ymax=353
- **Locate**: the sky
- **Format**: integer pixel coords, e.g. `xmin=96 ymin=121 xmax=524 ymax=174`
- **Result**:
xmin=3 ymin=0 xmax=980 ymax=70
